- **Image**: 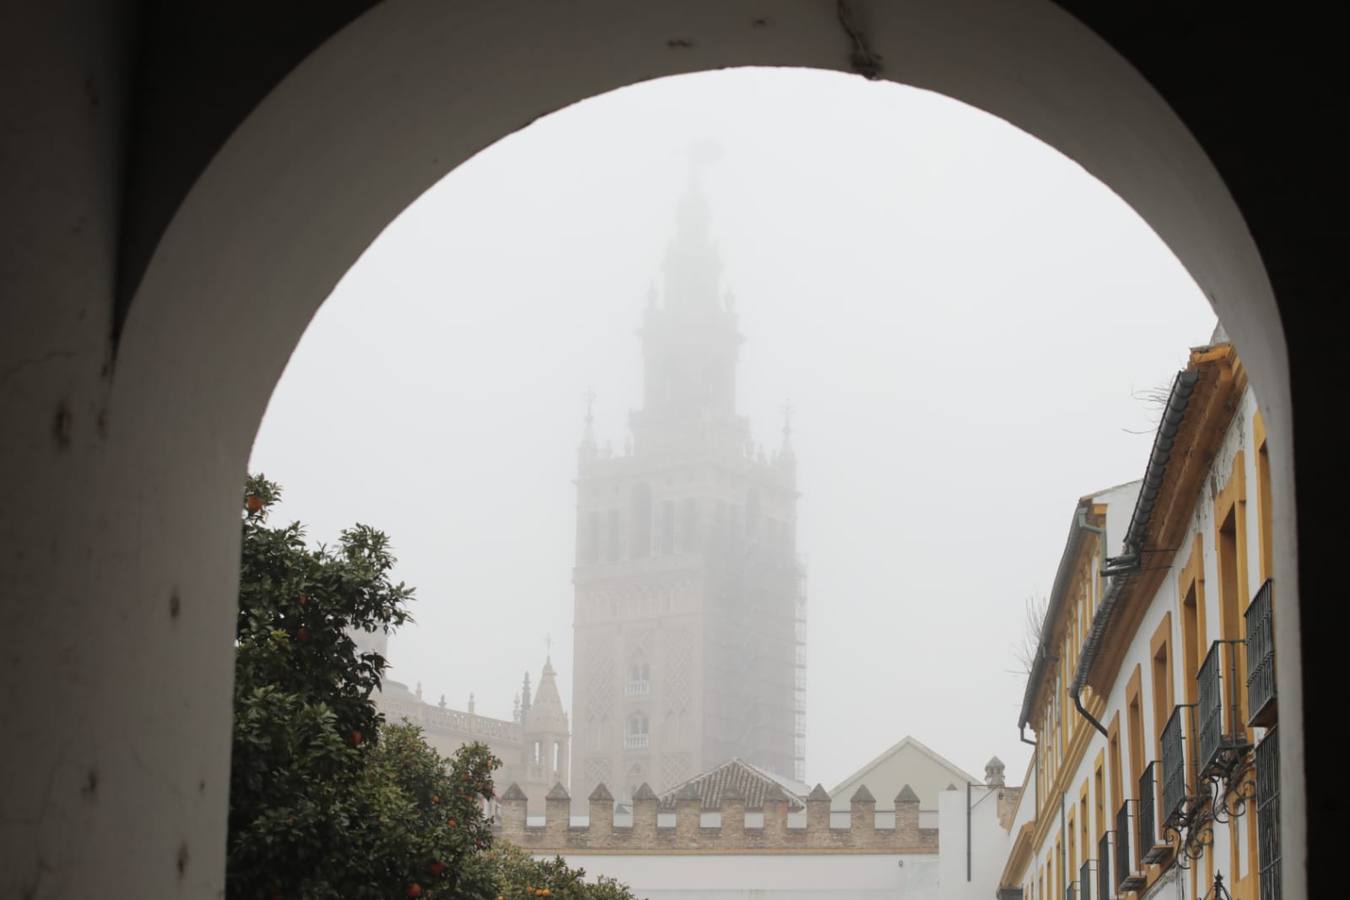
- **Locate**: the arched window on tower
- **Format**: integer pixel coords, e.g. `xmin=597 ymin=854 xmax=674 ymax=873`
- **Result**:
xmin=629 ymin=484 xmax=652 ymax=557
xmin=626 ymin=657 xmax=651 ymax=696
xmin=625 ymin=713 xmax=649 ymax=750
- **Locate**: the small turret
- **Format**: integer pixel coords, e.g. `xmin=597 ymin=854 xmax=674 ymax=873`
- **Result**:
xmin=985 ymin=755 xmax=1006 ymax=787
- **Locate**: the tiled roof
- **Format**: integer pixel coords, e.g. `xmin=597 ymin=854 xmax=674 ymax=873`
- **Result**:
xmin=657 ymin=758 xmax=807 ymax=811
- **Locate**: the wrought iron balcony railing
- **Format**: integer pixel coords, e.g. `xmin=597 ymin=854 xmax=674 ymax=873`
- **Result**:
xmin=624 ymin=680 xmax=651 ymax=697
xmin=1065 ymin=884 xmax=1076 ymax=900
xmin=1079 ymin=860 xmax=1093 ymax=900
xmin=1161 ymin=704 xmax=1194 ymax=827
xmin=624 ymin=733 xmax=649 ymax=750
xmin=1138 ymin=761 xmax=1169 ymax=864
xmin=1197 ymin=640 xmax=1252 ymax=780
xmin=1098 ymin=832 xmax=1114 ymax=900
xmin=1256 ymin=729 xmax=1281 ymax=900
xmin=1245 ymin=578 xmax=1277 ymax=728
xmin=1115 ymin=801 xmax=1145 ymax=892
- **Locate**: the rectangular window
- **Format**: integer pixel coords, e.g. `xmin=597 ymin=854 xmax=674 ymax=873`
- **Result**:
xmin=1217 ymin=504 xmax=1249 ymax=728
xmin=1256 ymin=425 xmax=1274 ymax=581
xmin=1150 ymin=614 xmax=1174 ymax=762
xmin=1094 ymin=757 xmax=1106 ymax=839
xmin=1108 ymin=718 xmax=1123 ymax=823
xmin=1256 ymin=730 xmax=1281 ymax=900
xmin=1181 ymin=580 xmax=1202 ymax=707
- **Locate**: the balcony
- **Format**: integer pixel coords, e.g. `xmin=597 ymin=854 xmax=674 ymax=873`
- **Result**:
xmin=624 ymin=733 xmax=649 ymax=750
xmin=1097 ymin=833 xmax=1112 ymax=900
xmin=1245 ymin=579 xmax=1277 ymax=727
xmin=624 ymin=680 xmax=651 ymax=697
xmin=1256 ymin=730 xmax=1281 ymax=900
xmin=1138 ymin=762 xmax=1170 ymax=865
xmin=1197 ymin=640 xmax=1253 ymax=779
xmin=1115 ymin=801 xmax=1145 ymax=893
xmin=1079 ymin=860 xmax=1093 ymax=900
xmin=1161 ymin=705 xmax=1193 ymax=827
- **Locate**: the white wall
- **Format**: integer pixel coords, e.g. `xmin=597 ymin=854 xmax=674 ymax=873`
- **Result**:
xmin=938 ymin=786 xmax=1012 ymax=900
xmin=549 ymin=853 xmax=941 ymax=900
xmin=1021 ymin=384 xmax=1269 ymax=899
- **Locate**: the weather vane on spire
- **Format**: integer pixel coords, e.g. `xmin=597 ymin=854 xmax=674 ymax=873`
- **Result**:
xmin=781 ymin=400 xmax=795 ymax=444
xmin=583 ymin=388 xmax=596 ymax=428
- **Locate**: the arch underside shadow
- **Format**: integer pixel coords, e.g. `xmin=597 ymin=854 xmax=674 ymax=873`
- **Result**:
xmin=60 ymin=2 xmax=1310 ymax=897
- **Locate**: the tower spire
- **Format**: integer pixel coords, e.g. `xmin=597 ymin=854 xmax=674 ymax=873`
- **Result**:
xmin=578 ymin=388 xmax=598 ymax=465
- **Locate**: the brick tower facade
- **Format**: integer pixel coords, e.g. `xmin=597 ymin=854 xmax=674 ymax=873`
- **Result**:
xmin=569 ymin=172 xmax=806 ymax=806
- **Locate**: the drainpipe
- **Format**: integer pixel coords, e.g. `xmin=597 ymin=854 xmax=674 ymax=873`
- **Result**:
xmin=1070 ymin=513 xmax=1109 ymax=737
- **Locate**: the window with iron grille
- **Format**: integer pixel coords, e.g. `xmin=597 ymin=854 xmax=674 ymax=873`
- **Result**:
xmin=1097 ymin=833 xmax=1112 ymax=900
xmin=1196 ymin=641 xmax=1249 ymax=778
xmin=1197 ymin=642 xmax=1224 ymax=775
xmin=1256 ymin=729 xmax=1281 ymax=900
xmin=1138 ymin=762 xmax=1161 ymax=863
xmin=1161 ymin=706 xmax=1188 ymax=825
xmin=1113 ymin=802 xmax=1131 ymax=890
xmin=1245 ymin=579 xmax=1277 ymax=727
xmin=1079 ymin=860 xmax=1093 ymax=900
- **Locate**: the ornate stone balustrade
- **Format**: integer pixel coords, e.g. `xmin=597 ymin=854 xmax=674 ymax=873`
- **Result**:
xmin=496 ymin=782 xmax=939 ymax=854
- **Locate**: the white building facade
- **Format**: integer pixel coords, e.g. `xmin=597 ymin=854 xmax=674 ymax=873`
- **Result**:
xmin=1000 ymin=337 xmax=1282 ymax=900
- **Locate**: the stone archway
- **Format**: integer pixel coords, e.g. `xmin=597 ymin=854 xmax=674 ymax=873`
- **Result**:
xmin=2 ymin=3 xmax=1305 ymax=898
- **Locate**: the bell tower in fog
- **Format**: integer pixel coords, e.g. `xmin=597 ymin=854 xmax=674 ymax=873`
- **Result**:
xmin=570 ymin=161 xmax=806 ymax=805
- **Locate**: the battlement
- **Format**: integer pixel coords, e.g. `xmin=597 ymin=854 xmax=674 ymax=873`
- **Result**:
xmin=495 ymin=782 xmax=939 ymax=854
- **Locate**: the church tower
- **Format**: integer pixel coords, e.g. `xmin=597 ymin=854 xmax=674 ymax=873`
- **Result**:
xmin=570 ymin=165 xmax=806 ymax=806
xmin=520 ymin=657 xmax=570 ymax=814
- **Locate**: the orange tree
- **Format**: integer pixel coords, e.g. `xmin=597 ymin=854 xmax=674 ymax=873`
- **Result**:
xmin=229 ymin=475 xmax=638 ymax=900
xmin=485 ymin=844 xmax=637 ymax=900
xmin=229 ymin=475 xmax=498 ymax=899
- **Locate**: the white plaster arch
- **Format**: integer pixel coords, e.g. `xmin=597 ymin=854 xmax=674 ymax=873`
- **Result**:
xmin=66 ymin=1 xmax=1301 ymax=897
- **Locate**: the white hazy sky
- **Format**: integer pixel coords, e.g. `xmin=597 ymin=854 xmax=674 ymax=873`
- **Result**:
xmin=250 ymin=68 xmax=1216 ymax=791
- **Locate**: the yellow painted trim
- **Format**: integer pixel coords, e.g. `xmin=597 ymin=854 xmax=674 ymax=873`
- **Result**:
xmin=999 ymin=821 xmax=1037 ymax=888
xmin=1213 ymin=449 xmax=1250 ymax=729
xmin=1149 ymin=612 xmax=1175 ymax=765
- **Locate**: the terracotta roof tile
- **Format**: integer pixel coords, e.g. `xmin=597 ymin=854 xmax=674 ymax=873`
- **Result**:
xmin=657 ymin=758 xmax=806 ymax=811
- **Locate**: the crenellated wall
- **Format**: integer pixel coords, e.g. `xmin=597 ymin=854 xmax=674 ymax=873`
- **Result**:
xmin=496 ymin=782 xmax=940 ymax=854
